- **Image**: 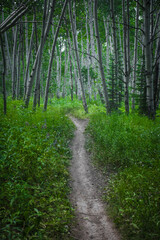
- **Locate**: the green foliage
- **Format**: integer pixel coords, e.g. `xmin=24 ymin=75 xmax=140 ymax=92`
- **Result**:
xmin=87 ymin=112 xmax=160 ymax=168
xmin=87 ymin=112 xmax=160 ymax=239
xmin=107 ymin=166 xmax=160 ymax=240
xmin=0 ymin=99 xmax=75 ymax=239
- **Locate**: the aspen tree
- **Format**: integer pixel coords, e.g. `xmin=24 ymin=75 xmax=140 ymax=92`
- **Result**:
xmin=24 ymin=13 xmax=35 ymax=98
xmin=68 ymin=0 xmax=88 ymax=113
xmin=25 ymin=0 xmax=56 ymax=108
xmin=94 ymin=0 xmax=110 ymax=114
xmin=143 ymin=0 xmax=154 ymax=118
xmin=132 ymin=2 xmax=139 ymax=110
xmin=44 ymin=0 xmax=69 ymax=110
xmin=122 ymin=0 xmax=130 ymax=114
xmin=12 ymin=25 xmax=18 ymax=100
xmin=0 ymin=34 xmax=7 ymax=114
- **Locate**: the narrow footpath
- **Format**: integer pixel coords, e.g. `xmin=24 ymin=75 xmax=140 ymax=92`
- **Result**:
xmin=69 ymin=117 xmax=120 ymax=240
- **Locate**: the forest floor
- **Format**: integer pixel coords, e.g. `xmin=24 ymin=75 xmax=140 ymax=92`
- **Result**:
xmin=69 ymin=116 xmax=121 ymax=240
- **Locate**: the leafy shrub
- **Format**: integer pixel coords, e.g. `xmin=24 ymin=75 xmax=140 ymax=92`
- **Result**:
xmin=0 ymin=100 xmax=75 ymax=239
xmin=107 ymin=166 xmax=160 ymax=240
xmin=87 ymin=112 xmax=160 ymax=239
xmin=87 ymin=112 xmax=160 ymax=168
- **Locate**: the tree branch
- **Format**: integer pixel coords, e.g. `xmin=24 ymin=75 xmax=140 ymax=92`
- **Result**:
xmin=71 ymin=47 xmax=100 ymax=63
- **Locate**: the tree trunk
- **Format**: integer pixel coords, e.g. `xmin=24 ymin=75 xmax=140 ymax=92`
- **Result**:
xmin=143 ymin=0 xmax=154 ymax=118
xmin=122 ymin=0 xmax=130 ymax=114
xmin=44 ymin=0 xmax=69 ymax=111
xmin=25 ymin=0 xmax=56 ymax=108
xmin=62 ymin=42 xmax=68 ymax=98
xmin=94 ymin=0 xmax=110 ymax=114
xmin=2 ymin=11 xmax=12 ymax=74
xmin=88 ymin=0 xmax=96 ymax=66
xmin=68 ymin=0 xmax=88 ymax=113
xmin=132 ymin=2 xmax=139 ymax=110
xmin=67 ymin=30 xmax=73 ymax=100
xmin=33 ymin=0 xmax=47 ymax=109
xmin=16 ymin=24 xmax=22 ymax=99
xmin=110 ymin=0 xmax=118 ymax=108
xmin=153 ymin=32 xmax=160 ymax=110
xmin=25 ymin=15 xmax=29 ymax=84
xmin=0 ymin=34 xmax=7 ymax=114
xmin=103 ymin=17 xmax=110 ymax=74
xmin=84 ymin=0 xmax=92 ymax=100
xmin=56 ymin=47 xmax=60 ymax=98
xmin=12 ymin=25 xmax=18 ymax=100
xmin=24 ymin=13 xmax=35 ymax=99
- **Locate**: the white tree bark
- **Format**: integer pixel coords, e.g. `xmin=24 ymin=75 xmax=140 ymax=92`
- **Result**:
xmin=94 ymin=0 xmax=110 ymax=114
xmin=122 ymin=0 xmax=130 ymax=114
xmin=110 ymin=0 xmax=118 ymax=107
xmin=25 ymin=0 xmax=56 ymax=108
xmin=84 ymin=0 xmax=92 ymax=100
xmin=33 ymin=0 xmax=48 ymax=109
xmin=24 ymin=14 xmax=35 ymax=99
xmin=25 ymin=16 xmax=29 ymax=83
xmin=12 ymin=25 xmax=18 ymax=100
xmin=132 ymin=2 xmax=139 ymax=110
xmin=0 ymin=34 xmax=7 ymax=114
xmin=68 ymin=0 xmax=88 ymax=113
xmin=143 ymin=0 xmax=154 ymax=117
xmin=44 ymin=0 xmax=69 ymax=110
xmin=2 ymin=11 xmax=12 ymax=74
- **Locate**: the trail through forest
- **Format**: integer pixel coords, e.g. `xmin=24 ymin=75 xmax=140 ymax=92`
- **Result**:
xmin=69 ymin=117 xmax=120 ymax=240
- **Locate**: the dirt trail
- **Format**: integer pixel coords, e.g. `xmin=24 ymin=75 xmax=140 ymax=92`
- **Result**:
xmin=69 ymin=117 xmax=120 ymax=240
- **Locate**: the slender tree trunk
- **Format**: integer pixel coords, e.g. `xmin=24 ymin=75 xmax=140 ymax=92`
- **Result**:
xmin=62 ymin=42 xmax=68 ymax=98
xmin=12 ymin=25 xmax=18 ymax=100
xmin=81 ymin=32 xmax=84 ymax=66
xmin=84 ymin=0 xmax=92 ymax=100
xmin=68 ymin=0 xmax=88 ymax=113
xmin=89 ymin=0 xmax=98 ymax=98
xmin=110 ymin=0 xmax=118 ymax=108
xmin=122 ymin=0 xmax=130 ymax=114
xmin=2 ymin=11 xmax=12 ymax=74
xmin=132 ymin=2 xmax=139 ymax=110
xmin=33 ymin=0 xmax=47 ymax=109
xmin=24 ymin=13 xmax=35 ymax=99
xmin=56 ymin=48 xmax=60 ymax=98
xmin=73 ymin=0 xmax=78 ymax=96
xmin=25 ymin=0 xmax=56 ymax=108
xmin=88 ymin=0 xmax=96 ymax=66
xmin=153 ymin=31 xmax=160 ymax=110
xmin=25 ymin=15 xmax=29 ymax=83
xmin=94 ymin=0 xmax=110 ymax=114
xmin=67 ymin=29 xmax=73 ymax=100
xmin=103 ymin=17 xmax=110 ymax=73
xmin=143 ymin=0 xmax=154 ymax=118
xmin=44 ymin=0 xmax=69 ymax=111
xmin=34 ymin=7 xmax=38 ymax=52
xmin=0 ymin=34 xmax=7 ymax=114
xmin=59 ymin=43 xmax=62 ymax=97
xmin=16 ymin=24 xmax=22 ymax=99
xmin=0 ymin=0 xmax=32 ymax=33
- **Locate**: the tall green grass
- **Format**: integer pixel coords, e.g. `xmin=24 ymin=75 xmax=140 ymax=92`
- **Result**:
xmin=0 ymin=99 xmax=75 ymax=239
xmin=87 ymin=112 xmax=160 ymax=240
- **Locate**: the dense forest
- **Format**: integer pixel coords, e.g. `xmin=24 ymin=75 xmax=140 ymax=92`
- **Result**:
xmin=0 ymin=0 xmax=160 ymax=117
xmin=0 ymin=0 xmax=160 ymax=239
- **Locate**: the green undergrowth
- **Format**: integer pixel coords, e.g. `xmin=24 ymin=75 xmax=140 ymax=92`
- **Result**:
xmin=0 ymin=99 xmax=75 ymax=240
xmin=86 ymin=112 xmax=160 ymax=240
xmin=50 ymin=97 xmax=106 ymax=119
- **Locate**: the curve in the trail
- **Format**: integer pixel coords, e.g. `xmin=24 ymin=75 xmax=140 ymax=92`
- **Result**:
xmin=70 ymin=117 xmax=120 ymax=240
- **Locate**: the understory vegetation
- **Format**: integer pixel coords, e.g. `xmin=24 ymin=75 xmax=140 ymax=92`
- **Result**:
xmin=1 ymin=97 xmax=160 ymax=240
xmin=0 ymin=99 xmax=75 ymax=240
xmin=86 ymin=112 xmax=160 ymax=240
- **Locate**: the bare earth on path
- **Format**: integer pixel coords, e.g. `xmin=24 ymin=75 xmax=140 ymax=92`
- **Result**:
xmin=69 ymin=116 xmax=121 ymax=240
